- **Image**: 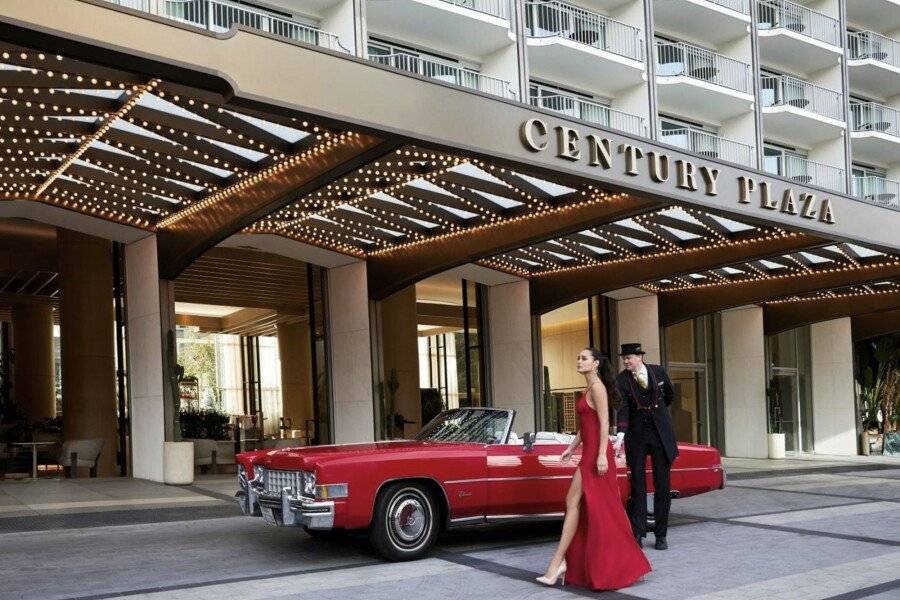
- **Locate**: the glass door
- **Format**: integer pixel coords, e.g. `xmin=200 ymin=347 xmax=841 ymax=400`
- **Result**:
xmin=767 ymin=328 xmax=813 ymax=453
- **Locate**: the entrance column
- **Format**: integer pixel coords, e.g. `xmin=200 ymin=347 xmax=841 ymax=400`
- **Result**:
xmin=487 ymin=280 xmax=534 ymax=434
xmin=810 ymin=318 xmax=856 ymax=455
xmin=720 ymin=306 xmax=767 ymax=458
xmin=10 ymin=303 xmax=55 ymax=423
xmin=616 ymin=292 xmax=661 ymax=364
xmin=379 ymin=287 xmax=421 ymax=435
xmin=57 ymin=229 xmax=118 ymax=476
xmin=124 ymin=235 xmax=175 ymax=481
xmin=276 ymin=321 xmax=314 ymax=438
xmin=327 ymin=261 xmax=374 ymax=443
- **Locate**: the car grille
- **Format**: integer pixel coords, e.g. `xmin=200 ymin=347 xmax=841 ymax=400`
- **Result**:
xmin=264 ymin=469 xmax=301 ymax=494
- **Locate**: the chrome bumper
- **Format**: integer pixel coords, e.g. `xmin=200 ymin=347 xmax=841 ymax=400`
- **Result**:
xmin=235 ymin=486 xmax=334 ymax=530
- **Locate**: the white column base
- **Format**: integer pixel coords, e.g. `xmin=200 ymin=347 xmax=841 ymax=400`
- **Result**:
xmin=163 ymin=442 xmax=194 ymax=485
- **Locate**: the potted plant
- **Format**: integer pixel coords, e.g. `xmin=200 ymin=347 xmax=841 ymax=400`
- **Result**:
xmin=766 ymin=380 xmax=786 ymax=459
xmin=377 ymin=368 xmax=404 ymax=439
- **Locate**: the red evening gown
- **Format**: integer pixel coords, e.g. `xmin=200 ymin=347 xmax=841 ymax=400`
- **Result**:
xmin=564 ymin=391 xmax=651 ymax=590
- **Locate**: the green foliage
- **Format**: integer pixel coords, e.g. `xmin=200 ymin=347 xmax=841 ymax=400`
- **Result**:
xmin=766 ymin=379 xmax=783 ymax=435
xmin=179 ymin=339 xmax=223 ymax=411
xmin=855 ymin=333 xmax=900 ymax=433
xmin=378 ymin=368 xmax=402 ymax=439
xmin=420 ymin=388 xmax=445 ymax=426
xmin=180 ymin=407 xmax=230 ymax=440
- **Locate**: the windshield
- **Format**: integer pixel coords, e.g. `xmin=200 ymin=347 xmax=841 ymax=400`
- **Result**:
xmin=415 ymin=409 xmax=513 ymax=444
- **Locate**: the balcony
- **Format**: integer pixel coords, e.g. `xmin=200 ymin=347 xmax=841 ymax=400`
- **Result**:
xmin=103 ymin=0 xmax=349 ymax=53
xmin=525 ymin=1 xmax=645 ymax=96
xmin=764 ymin=155 xmax=845 ymax=193
xmin=654 ymin=41 xmax=753 ymax=122
xmin=529 ymin=85 xmax=646 ymax=136
xmin=659 ymin=126 xmax=753 ymax=166
xmin=852 ymin=176 xmax=900 ymax=211
xmin=366 ymin=0 xmax=512 ymax=57
xmin=369 ymin=52 xmax=516 ymax=99
xmin=654 ymin=0 xmax=750 ymax=46
xmin=756 ymin=0 xmax=842 ymax=74
xmin=761 ymin=75 xmax=845 ymax=146
xmin=850 ymin=103 xmax=900 ymax=166
xmin=847 ymin=32 xmax=900 ymax=98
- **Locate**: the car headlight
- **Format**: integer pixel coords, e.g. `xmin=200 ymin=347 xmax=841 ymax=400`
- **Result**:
xmin=301 ymin=471 xmax=316 ymax=497
xmin=252 ymin=465 xmax=265 ymax=483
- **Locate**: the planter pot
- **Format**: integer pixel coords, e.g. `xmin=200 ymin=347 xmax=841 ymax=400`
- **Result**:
xmin=163 ymin=441 xmax=194 ymax=485
xmin=767 ymin=433 xmax=786 ymax=459
xmin=861 ymin=430 xmax=871 ymax=456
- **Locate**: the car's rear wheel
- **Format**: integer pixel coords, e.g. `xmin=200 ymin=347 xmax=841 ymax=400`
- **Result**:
xmin=369 ymin=482 xmax=439 ymax=561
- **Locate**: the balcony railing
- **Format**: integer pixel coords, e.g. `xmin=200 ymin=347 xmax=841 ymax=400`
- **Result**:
xmin=524 ymin=1 xmax=643 ymax=62
xmin=756 ymin=0 xmax=840 ymax=47
xmin=707 ymin=0 xmax=750 ymax=14
xmin=370 ymin=53 xmax=516 ymax=99
xmin=852 ymin=176 xmax=900 ymax=211
xmin=439 ymin=0 xmax=509 ymax=19
xmin=764 ymin=155 xmax=845 ymax=192
xmin=655 ymin=41 xmax=752 ymax=94
xmin=659 ymin=126 xmax=753 ymax=166
xmin=103 ymin=0 xmax=349 ymax=52
xmin=847 ymin=31 xmax=900 ymax=69
xmin=851 ymin=103 xmax=900 ymax=138
xmin=760 ymin=74 xmax=843 ymax=121
xmin=529 ymin=87 xmax=646 ymax=136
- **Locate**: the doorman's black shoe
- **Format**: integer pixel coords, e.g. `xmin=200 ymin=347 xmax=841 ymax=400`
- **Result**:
xmin=654 ymin=537 xmax=668 ymax=550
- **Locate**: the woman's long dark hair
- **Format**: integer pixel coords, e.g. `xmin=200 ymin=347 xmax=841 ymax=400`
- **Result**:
xmin=585 ymin=347 xmax=621 ymax=412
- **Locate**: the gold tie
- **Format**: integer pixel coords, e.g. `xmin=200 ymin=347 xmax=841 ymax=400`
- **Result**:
xmin=635 ymin=371 xmax=648 ymax=390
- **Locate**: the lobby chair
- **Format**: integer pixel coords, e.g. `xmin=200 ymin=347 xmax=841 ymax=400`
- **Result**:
xmin=59 ymin=439 xmax=104 ymax=478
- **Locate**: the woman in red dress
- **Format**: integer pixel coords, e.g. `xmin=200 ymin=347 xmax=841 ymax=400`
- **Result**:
xmin=537 ymin=348 xmax=651 ymax=590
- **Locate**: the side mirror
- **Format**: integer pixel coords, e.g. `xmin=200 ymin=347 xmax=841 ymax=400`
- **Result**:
xmin=523 ymin=432 xmax=536 ymax=452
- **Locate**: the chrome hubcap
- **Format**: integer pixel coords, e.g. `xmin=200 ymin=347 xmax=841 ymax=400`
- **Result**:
xmin=391 ymin=497 xmax=426 ymax=542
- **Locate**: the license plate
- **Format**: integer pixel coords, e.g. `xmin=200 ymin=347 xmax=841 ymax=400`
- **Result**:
xmin=262 ymin=506 xmax=277 ymax=526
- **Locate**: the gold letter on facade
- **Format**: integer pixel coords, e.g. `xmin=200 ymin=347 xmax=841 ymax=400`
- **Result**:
xmin=760 ymin=181 xmax=777 ymax=209
xmin=699 ymin=166 xmax=720 ymax=196
xmin=800 ymin=193 xmax=818 ymax=219
xmin=618 ymin=144 xmax=643 ymax=176
xmin=647 ymin=152 xmax=669 ymax=183
xmin=738 ymin=176 xmax=755 ymax=204
xmin=780 ymin=189 xmax=798 ymax=215
xmin=818 ymin=198 xmax=836 ymax=224
xmin=521 ymin=119 xmax=548 ymax=152
xmin=587 ymin=135 xmax=613 ymax=169
xmin=675 ymin=160 xmax=698 ymax=191
xmin=556 ymin=126 xmax=581 ymax=161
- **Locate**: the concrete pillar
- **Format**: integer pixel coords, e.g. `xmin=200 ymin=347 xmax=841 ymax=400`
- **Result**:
xmin=327 ymin=261 xmax=374 ymax=443
xmin=721 ymin=306 xmax=768 ymax=458
xmin=810 ymin=318 xmax=857 ymax=455
xmin=124 ymin=235 xmax=174 ymax=482
xmin=276 ymin=320 xmax=314 ymax=435
xmin=57 ymin=229 xmax=118 ymax=476
xmin=379 ymin=287 xmax=421 ymax=435
xmin=616 ymin=294 xmax=660 ymax=365
xmin=487 ymin=280 xmax=534 ymax=434
xmin=10 ymin=303 xmax=55 ymax=423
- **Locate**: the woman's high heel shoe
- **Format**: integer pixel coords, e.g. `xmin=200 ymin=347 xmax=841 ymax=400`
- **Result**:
xmin=535 ymin=561 xmax=567 ymax=586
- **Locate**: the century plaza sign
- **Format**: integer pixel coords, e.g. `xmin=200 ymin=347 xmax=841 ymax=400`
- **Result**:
xmin=519 ymin=119 xmax=836 ymax=225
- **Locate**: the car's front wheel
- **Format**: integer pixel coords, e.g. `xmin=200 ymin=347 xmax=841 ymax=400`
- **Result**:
xmin=369 ymin=482 xmax=439 ymax=561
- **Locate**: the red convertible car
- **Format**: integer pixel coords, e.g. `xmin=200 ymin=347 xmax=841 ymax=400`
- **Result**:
xmin=235 ymin=407 xmax=725 ymax=561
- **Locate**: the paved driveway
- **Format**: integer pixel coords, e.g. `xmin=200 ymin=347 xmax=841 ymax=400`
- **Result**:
xmin=1 ymin=458 xmax=897 ymax=600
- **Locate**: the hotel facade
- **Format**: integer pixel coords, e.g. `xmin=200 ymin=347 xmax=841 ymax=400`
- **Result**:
xmin=0 ymin=0 xmax=898 ymax=480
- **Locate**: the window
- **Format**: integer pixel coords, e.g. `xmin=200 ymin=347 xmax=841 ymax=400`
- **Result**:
xmin=764 ymin=143 xmax=809 ymax=182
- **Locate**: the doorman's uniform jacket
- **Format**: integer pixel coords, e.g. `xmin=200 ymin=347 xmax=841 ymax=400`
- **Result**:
xmin=615 ymin=365 xmax=679 ymax=464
